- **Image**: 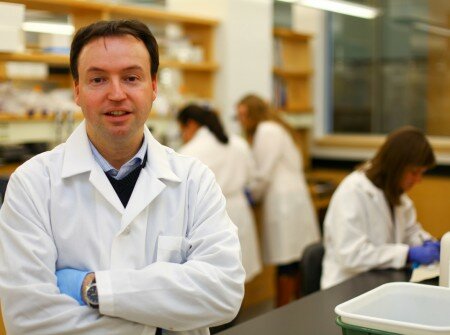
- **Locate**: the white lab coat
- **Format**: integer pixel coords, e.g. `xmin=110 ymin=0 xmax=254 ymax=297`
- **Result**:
xmin=250 ymin=121 xmax=320 ymax=265
xmin=0 ymin=121 xmax=245 ymax=335
xmin=321 ymin=170 xmax=432 ymax=289
xmin=179 ymin=127 xmax=262 ymax=282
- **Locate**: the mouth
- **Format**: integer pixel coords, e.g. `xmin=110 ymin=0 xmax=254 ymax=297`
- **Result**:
xmin=105 ymin=111 xmax=131 ymax=116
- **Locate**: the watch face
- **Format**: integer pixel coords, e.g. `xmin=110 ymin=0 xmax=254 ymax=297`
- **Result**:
xmin=87 ymin=283 xmax=99 ymax=305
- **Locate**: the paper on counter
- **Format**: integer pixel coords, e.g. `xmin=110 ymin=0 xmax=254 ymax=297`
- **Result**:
xmin=409 ymin=262 xmax=439 ymax=283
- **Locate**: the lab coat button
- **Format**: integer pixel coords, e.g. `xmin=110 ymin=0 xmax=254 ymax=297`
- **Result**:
xmin=123 ymin=226 xmax=131 ymax=235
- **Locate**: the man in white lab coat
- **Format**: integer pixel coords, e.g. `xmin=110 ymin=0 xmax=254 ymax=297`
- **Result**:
xmin=0 ymin=20 xmax=245 ymax=334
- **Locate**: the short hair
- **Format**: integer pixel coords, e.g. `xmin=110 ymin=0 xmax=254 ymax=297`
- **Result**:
xmin=70 ymin=19 xmax=159 ymax=81
xmin=177 ymin=104 xmax=229 ymax=144
xmin=365 ymin=126 xmax=436 ymax=206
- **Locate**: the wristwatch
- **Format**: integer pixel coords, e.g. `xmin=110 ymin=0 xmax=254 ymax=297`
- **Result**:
xmin=84 ymin=275 xmax=99 ymax=309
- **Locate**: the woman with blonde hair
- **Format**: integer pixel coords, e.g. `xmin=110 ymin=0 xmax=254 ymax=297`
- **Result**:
xmin=236 ymin=94 xmax=320 ymax=306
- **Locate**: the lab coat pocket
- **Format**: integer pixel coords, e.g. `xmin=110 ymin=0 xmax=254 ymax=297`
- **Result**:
xmin=157 ymin=235 xmax=189 ymax=263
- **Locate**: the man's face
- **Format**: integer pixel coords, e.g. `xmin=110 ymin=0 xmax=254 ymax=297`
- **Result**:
xmin=74 ymin=35 xmax=157 ymax=147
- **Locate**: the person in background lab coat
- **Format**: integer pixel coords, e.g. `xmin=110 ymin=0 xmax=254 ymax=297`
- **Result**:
xmin=0 ymin=20 xmax=244 ymax=335
xmin=321 ymin=126 xmax=440 ymax=289
xmin=177 ymin=104 xmax=262 ymax=283
xmin=236 ymin=94 xmax=320 ymax=307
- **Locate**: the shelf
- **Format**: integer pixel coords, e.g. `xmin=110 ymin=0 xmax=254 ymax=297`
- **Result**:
xmin=276 ymin=107 xmax=313 ymax=114
xmin=108 ymin=3 xmax=218 ymax=26
xmin=0 ymin=113 xmax=84 ymax=122
xmin=273 ymin=68 xmax=312 ymax=78
xmin=274 ymin=27 xmax=311 ymax=41
xmin=0 ymin=113 xmax=61 ymax=122
xmin=0 ymin=111 xmax=175 ymax=123
xmin=1 ymin=0 xmax=218 ymax=26
xmin=160 ymin=60 xmax=218 ymax=71
xmin=0 ymin=52 xmax=219 ymax=73
xmin=0 ymin=52 xmax=68 ymax=66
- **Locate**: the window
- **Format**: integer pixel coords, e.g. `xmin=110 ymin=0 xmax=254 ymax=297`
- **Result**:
xmin=329 ymin=0 xmax=449 ymax=136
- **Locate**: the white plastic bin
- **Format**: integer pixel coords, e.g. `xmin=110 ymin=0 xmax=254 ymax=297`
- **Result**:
xmin=335 ymin=282 xmax=450 ymax=335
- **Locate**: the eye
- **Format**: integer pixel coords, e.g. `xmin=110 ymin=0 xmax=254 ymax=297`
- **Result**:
xmin=90 ymin=77 xmax=105 ymax=84
xmin=125 ymin=75 xmax=139 ymax=83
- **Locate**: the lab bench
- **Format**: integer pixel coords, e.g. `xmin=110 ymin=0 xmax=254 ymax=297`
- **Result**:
xmin=218 ymin=269 xmax=432 ymax=335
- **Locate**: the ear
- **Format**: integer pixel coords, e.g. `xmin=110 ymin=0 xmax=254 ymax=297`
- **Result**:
xmin=187 ymin=119 xmax=200 ymax=132
xmin=151 ymin=76 xmax=158 ymax=101
xmin=73 ymin=80 xmax=81 ymax=106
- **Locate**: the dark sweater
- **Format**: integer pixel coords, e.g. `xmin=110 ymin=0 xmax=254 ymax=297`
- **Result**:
xmin=105 ymin=154 xmax=147 ymax=208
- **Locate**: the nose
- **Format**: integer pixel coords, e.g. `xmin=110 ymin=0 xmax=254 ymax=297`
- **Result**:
xmin=108 ymin=79 xmax=126 ymax=101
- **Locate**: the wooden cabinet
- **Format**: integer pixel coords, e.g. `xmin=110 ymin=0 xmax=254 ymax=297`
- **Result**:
xmin=273 ymin=27 xmax=312 ymax=114
xmin=0 ymin=0 xmax=218 ymax=144
xmin=273 ymin=28 xmax=314 ymax=169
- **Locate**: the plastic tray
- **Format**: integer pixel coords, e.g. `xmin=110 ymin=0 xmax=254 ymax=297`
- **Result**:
xmin=337 ymin=316 xmax=400 ymax=335
xmin=335 ymin=282 xmax=450 ymax=335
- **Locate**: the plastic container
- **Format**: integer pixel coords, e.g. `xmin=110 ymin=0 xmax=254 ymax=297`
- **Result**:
xmin=336 ymin=316 xmax=400 ymax=335
xmin=440 ymin=231 xmax=450 ymax=287
xmin=335 ymin=282 xmax=450 ymax=335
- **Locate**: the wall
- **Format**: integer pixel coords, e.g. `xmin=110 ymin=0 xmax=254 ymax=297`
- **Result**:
xmin=166 ymin=0 xmax=272 ymax=133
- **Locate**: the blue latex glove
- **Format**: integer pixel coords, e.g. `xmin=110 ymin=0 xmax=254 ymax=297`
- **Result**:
xmin=408 ymin=245 xmax=440 ymax=265
xmin=56 ymin=268 xmax=89 ymax=305
xmin=423 ymin=240 xmax=440 ymax=252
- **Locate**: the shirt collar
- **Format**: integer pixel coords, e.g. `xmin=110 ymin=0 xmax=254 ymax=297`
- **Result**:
xmin=62 ymin=121 xmax=181 ymax=183
xmin=88 ymin=135 xmax=148 ymax=179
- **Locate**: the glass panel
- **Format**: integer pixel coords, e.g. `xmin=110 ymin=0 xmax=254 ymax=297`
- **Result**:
xmin=330 ymin=0 xmax=449 ymax=136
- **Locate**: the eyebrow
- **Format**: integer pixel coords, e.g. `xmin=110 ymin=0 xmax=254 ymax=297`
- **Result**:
xmin=86 ymin=65 xmax=145 ymax=73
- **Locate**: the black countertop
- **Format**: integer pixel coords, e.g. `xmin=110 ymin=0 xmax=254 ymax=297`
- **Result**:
xmin=219 ymin=269 xmax=419 ymax=335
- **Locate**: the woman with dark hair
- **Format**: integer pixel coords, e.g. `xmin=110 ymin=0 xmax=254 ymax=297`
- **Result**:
xmin=236 ymin=94 xmax=320 ymax=307
xmin=177 ymin=104 xmax=262 ymax=283
xmin=321 ymin=126 xmax=440 ymax=289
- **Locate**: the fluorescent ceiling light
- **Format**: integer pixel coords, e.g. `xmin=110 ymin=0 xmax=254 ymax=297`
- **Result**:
xmin=297 ymin=0 xmax=380 ymax=19
xmin=23 ymin=22 xmax=74 ymax=35
xmin=414 ymin=22 xmax=450 ymax=38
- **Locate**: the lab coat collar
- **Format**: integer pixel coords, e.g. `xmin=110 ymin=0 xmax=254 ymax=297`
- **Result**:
xmin=61 ymin=121 xmax=182 ymax=218
xmin=144 ymin=125 xmax=182 ymax=183
xmin=61 ymin=121 xmax=181 ymax=183
xmin=61 ymin=120 xmax=96 ymax=178
xmin=355 ymin=171 xmax=395 ymax=225
xmin=355 ymin=170 xmax=381 ymax=198
xmin=356 ymin=170 xmax=410 ymax=208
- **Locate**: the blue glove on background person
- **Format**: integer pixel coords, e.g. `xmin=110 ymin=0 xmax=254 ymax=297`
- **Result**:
xmin=408 ymin=244 xmax=440 ymax=265
xmin=422 ymin=239 xmax=441 ymax=252
xmin=56 ymin=268 xmax=89 ymax=305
